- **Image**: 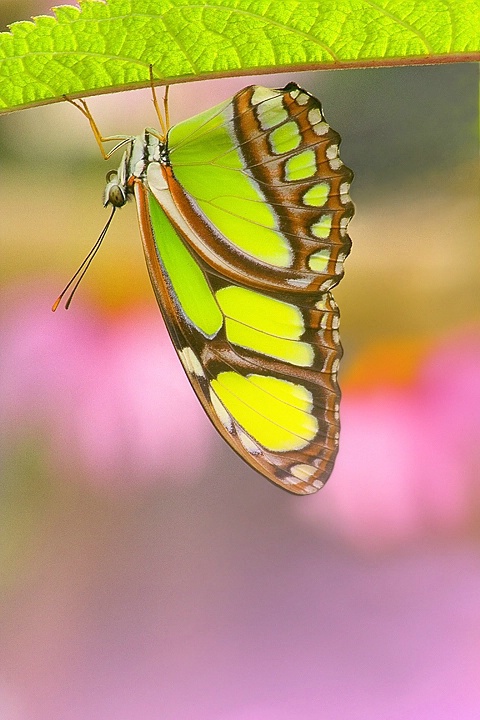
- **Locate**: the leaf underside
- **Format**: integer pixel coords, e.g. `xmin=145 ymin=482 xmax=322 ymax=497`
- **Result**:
xmin=1 ymin=0 xmax=479 ymax=113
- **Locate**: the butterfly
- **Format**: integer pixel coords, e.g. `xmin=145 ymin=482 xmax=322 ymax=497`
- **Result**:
xmin=58 ymin=82 xmax=353 ymax=495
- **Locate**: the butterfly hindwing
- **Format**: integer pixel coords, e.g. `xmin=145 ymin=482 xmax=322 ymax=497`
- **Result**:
xmin=134 ymin=83 xmax=353 ymax=494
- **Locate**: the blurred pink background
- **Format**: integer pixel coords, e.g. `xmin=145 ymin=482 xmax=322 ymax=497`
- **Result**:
xmin=1 ymin=3 xmax=479 ymax=719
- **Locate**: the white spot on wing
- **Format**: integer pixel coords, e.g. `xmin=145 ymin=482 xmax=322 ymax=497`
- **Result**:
xmin=290 ymin=463 xmax=317 ymax=481
xmin=280 ymin=475 xmax=299 ymax=487
xmin=329 ymin=158 xmax=343 ymax=170
xmin=339 ymin=182 xmax=351 ymax=204
xmin=238 ymin=430 xmax=262 ymax=455
xmin=312 ymin=122 xmax=330 ymax=136
xmin=340 ymin=217 xmax=350 ymax=237
xmin=307 ymin=108 xmax=323 ymax=125
xmin=295 ymin=92 xmax=310 ymax=105
xmin=179 ymin=347 xmax=205 ymax=377
xmin=210 ymin=388 xmax=233 ymax=432
xmin=335 ymin=252 xmax=347 ymax=275
xmin=326 ymin=144 xmax=338 ymax=160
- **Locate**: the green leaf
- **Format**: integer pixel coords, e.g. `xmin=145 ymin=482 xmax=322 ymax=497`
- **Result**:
xmin=1 ymin=0 xmax=479 ymax=113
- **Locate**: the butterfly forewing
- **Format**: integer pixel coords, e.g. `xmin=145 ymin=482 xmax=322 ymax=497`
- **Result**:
xmin=134 ymin=83 xmax=353 ymax=494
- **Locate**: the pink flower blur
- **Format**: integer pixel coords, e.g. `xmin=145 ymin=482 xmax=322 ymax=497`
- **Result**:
xmin=0 ymin=282 xmax=215 ymax=487
xmin=299 ymin=328 xmax=480 ymax=548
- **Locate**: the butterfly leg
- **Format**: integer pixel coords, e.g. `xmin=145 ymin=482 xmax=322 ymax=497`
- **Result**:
xmin=63 ymin=96 xmax=131 ymax=160
xmin=148 ymin=65 xmax=170 ymax=140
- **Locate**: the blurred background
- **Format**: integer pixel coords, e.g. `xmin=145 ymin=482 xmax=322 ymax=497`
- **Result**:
xmin=1 ymin=2 xmax=479 ymax=718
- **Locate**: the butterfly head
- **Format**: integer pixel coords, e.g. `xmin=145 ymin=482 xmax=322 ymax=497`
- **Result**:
xmin=103 ymin=131 xmax=164 ymax=210
xmin=104 ymin=167 xmax=128 ymax=208
xmin=103 ymin=144 xmax=133 ymax=209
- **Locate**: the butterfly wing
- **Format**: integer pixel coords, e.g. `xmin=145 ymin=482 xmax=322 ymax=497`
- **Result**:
xmin=135 ymin=83 xmax=353 ymax=494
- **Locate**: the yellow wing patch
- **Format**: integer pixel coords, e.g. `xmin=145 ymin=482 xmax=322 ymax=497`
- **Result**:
xmin=210 ymin=372 xmax=318 ymax=452
xmin=216 ymin=285 xmax=314 ymax=367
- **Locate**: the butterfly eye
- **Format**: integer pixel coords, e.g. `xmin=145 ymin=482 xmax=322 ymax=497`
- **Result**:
xmin=107 ymin=183 xmax=127 ymax=208
xmin=103 ymin=174 xmax=127 ymax=208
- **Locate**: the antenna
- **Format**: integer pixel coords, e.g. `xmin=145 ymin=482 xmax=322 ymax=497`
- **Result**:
xmin=52 ymin=207 xmax=117 ymax=311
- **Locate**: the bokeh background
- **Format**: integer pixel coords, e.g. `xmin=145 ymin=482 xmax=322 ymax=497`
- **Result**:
xmin=1 ymin=2 xmax=479 ymax=718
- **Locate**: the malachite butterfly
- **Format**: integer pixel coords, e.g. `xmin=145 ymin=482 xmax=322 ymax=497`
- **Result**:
xmin=60 ymin=82 xmax=354 ymax=495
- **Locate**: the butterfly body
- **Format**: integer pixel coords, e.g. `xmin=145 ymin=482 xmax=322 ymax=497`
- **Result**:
xmin=104 ymin=83 xmax=353 ymax=494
